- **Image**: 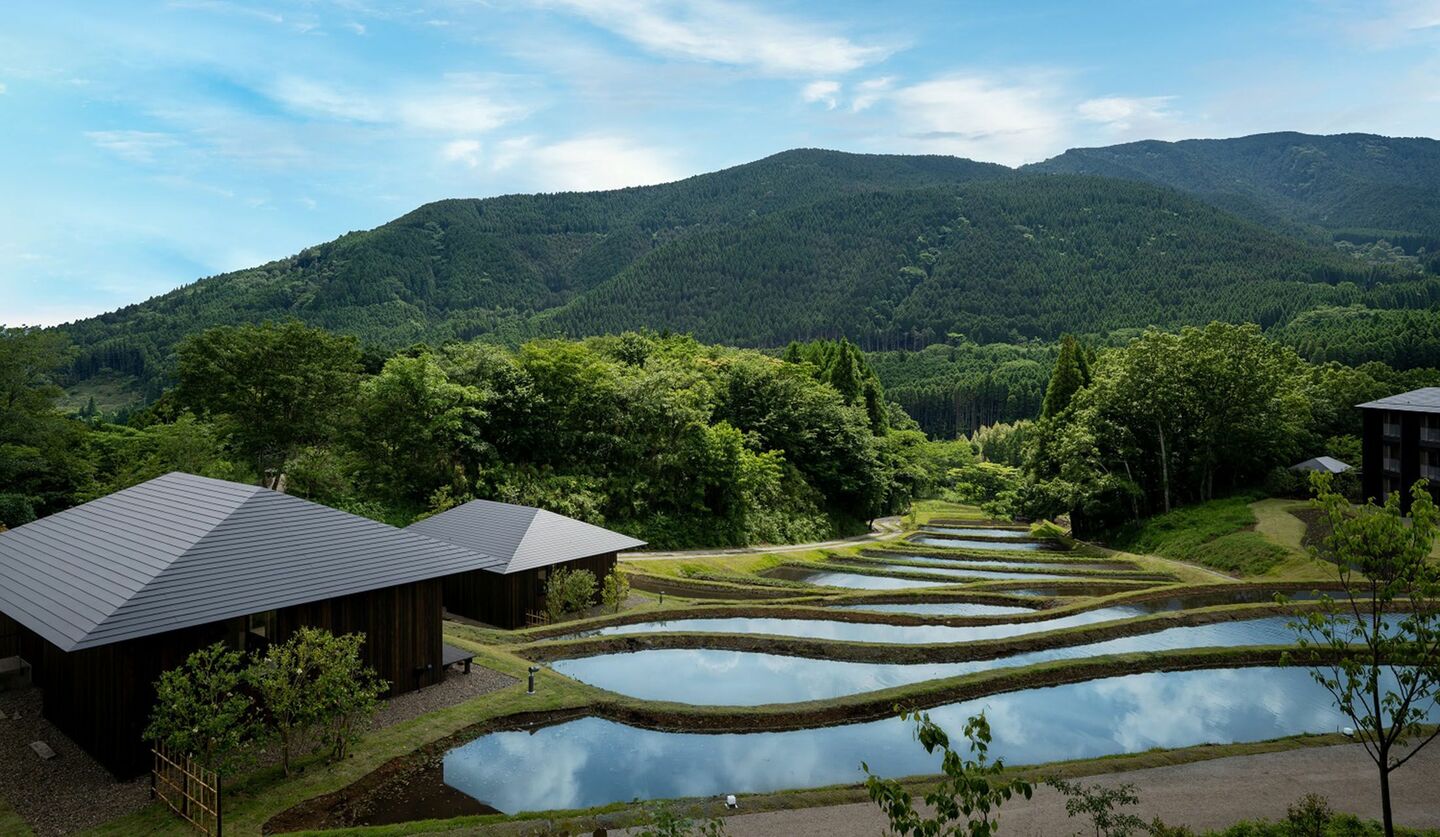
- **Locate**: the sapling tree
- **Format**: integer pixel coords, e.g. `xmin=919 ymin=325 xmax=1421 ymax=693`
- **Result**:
xmin=1287 ymin=474 xmax=1440 ymax=837
xmin=544 ymin=566 xmax=599 ymax=622
xmin=310 ymin=631 xmax=387 ymax=761
xmin=146 ymin=642 xmax=255 ymax=774
xmin=863 ymin=710 xmax=1032 ymax=837
xmin=601 ymin=567 xmax=631 ymax=613
xmin=1045 ymin=777 xmax=1148 ymax=837
xmin=248 ymin=627 xmax=327 ymax=776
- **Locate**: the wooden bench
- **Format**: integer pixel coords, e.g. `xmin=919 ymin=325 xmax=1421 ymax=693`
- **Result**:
xmin=441 ymin=643 xmax=475 ymax=674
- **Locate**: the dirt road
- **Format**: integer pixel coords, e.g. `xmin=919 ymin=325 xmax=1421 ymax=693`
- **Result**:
xmin=710 ymin=742 xmax=1439 ymax=835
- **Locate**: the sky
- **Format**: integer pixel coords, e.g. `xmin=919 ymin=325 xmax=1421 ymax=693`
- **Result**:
xmin=3 ymin=0 xmax=1439 ymax=327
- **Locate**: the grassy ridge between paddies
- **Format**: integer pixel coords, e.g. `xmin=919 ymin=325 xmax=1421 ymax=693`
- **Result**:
xmin=1108 ymin=495 xmax=1329 ymax=578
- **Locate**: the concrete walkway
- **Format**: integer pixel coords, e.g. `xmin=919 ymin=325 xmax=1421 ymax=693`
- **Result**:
xmin=709 ymin=743 xmax=1440 ymax=836
xmin=620 ymin=517 xmax=905 ymax=561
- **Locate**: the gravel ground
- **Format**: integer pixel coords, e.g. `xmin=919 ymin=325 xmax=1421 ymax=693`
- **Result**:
xmin=682 ymin=742 xmax=1440 ymax=836
xmin=0 ymin=661 xmax=515 ymax=836
xmin=0 ymin=688 xmax=149 ymax=837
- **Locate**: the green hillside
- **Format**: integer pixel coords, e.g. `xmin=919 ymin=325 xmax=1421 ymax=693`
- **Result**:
xmin=1028 ymin=131 xmax=1440 ymax=248
xmin=60 ymin=158 xmax=1423 ymax=401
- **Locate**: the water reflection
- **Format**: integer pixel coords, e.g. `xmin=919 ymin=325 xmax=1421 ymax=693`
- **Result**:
xmin=764 ymin=566 xmax=956 ymax=589
xmin=845 ymin=561 xmax=1112 ymax=582
xmin=876 ymin=553 xmax=1131 ymax=572
xmin=443 ymin=668 xmax=1408 ymax=814
xmin=830 ymin=601 xmax=1037 ymax=616
xmin=924 ymin=526 xmax=1032 ymax=538
xmin=563 ymin=606 xmax=1158 ymax=644
xmin=910 ymin=537 xmax=1054 ymax=551
xmin=551 ymin=617 xmax=1300 ymax=704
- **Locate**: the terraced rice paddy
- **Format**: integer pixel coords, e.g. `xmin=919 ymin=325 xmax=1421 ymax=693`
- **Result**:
xmin=550 ymin=616 xmax=1299 ymax=703
xmin=433 ymin=667 xmax=1419 ymax=815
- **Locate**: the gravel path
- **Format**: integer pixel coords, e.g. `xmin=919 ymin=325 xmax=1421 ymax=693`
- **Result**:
xmin=0 ymin=662 xmax=515 ymax=836
xmin=699 ymin=742 xmax=1440 ymax=836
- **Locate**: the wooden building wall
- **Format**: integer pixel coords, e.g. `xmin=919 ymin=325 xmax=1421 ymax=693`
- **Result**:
xmin=12 ymin=578 xmax=445 ymax=778
xmin=0 ymin=610 xmax=19 ymax=658
xmin=444 ymin=552 xmax=618 ymax=629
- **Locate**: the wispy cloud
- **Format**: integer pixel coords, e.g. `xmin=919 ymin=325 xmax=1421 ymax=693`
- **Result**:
xmin=851 ymin=76 xmax=893 ymax=112
xmin=1077 ymin=95 xmax=1179 ymax=132
xmin=887 ymin=74 xmax=1066 ymax=165
xmin=1339 ymin=0 xmax=1440 ymax=47
xmin=85 ymin=130 xmax=184 ymax=164
xmin=541 ymin=0 xmax=892 ymax=76
xmin=267 ymin=73 xmax=536 ymax=135
xmin=488 ymin=134 xmax=683 ymax=191
xmin=441 ymin=138 xmax=483 ymax=168
xmin=801 ymin=80 xmax=840 ymax=109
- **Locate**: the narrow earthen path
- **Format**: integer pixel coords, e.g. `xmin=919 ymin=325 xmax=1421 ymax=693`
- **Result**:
xmin=705 ymin=742 xmax=1440 ymax=836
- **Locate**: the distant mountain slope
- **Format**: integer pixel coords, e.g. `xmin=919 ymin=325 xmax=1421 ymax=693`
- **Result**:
xmin=1028 ymin=132 xmax=1440 ymax=247
xmin=543 ymin=174 xmax=1411 ymax=345
xmin=56 ymin=141 xmax=1438 ymax=402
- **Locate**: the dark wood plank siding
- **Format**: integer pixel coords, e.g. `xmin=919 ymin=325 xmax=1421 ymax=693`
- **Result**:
xmin=11 ymin=578 xmax=444 ymax=778
xmin=273 ymin=578 xmax=445 ymax=696
xmin=0 ymin=610 xmax=19 ymax=658
xmin=444 ymin=552 xmax=618 ymax=628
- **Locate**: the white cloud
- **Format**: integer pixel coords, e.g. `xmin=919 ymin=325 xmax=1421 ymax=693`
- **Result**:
xmin=85 ymin=130 xmax=184 ymax=164
xmin=490 ymin=135 xmax=683 ymax=191
xmin=441 ymin=138 xmax=483 ymax=168
xmin=801 ymin=80 xmax=840 ymax=109
xmin=0 ymin=82 xmax=7 ymax=95
xmin=267 ymin=74 xmax=535 ymax=135
xmin=541 ymin=0 xmax=891 ymax=76
xmin=343 ymin=21 xmax=367 ymax=35
xmin=851 ymin=76 xmax=893 ymax=112
xmin=1077 ymin=95 xmax=1177 ymax=131
xmin=1343 ymin=0 xmax=1440 ymax=47
xmin=888 ymin=75 xmax=1066 ymax=165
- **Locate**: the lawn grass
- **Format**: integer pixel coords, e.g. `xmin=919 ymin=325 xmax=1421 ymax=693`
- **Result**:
xmin=0 ymin=797 xmax=34 ymax=836
xmin=1110 ymin=496 xmax=1300 ymax=576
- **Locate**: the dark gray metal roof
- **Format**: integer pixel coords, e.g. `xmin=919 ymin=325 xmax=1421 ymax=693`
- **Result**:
xmin=1290 ymin=456 xmax=1352 ymax=474
xmin=407 ymin=499 xmax=646 ymax=575
xmin=0 ymin=472 xmax=495 ymax=652
xmin=1358 ymin=387 xmax=1440 ymax=413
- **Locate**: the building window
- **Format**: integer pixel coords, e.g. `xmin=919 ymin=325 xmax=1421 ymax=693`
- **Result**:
xmin=1424 ymin=414 xmax=1440 ymax=444
xmin=1385 ymin=444 xmax=1401 ymax=474
xmin=1383 ymin=411 xmax=1402 ymax=438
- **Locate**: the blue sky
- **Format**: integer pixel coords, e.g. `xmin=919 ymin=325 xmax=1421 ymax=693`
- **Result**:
xmin=3 ymin=0 xmax=1439 ymax=326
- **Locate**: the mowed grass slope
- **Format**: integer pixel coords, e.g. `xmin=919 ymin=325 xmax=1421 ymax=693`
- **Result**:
xmin=1109 ymin=496 xmax=1308 ymax=577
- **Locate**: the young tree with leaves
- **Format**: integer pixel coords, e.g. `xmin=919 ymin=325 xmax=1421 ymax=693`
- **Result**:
xmin=1288 ymin=474 xmax=1440 ymax=837
xmin=863 ymin=711 xmax=1032 ymax=837
xmin=1045 ymin=777 xmax=1149 ymax=837
xmin=146 ymin=643 xmax=256 ymax=775
xmin=601 ymin=567 xmax=631 ymax=614
xmin=310 ymin=631 xmax=387 ymax=761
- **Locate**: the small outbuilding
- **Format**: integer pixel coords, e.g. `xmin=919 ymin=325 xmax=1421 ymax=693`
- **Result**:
xmin=1289 ymin=456 xmax=1352 ymax=475
xmin=409 ymin=500 xmax=646 ymax=628
xmin=0 ymin=472 xmax=492 ymax=777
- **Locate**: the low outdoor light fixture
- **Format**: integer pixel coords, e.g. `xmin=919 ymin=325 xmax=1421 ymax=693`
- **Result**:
xmin=528 ymin=664 xmax=541 ymax=694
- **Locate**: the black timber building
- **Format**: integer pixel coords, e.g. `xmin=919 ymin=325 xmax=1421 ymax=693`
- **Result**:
xmin=0 ymin=472 xmax=495 ymax=776
xmin=1358 ymin=388 xmax=1440 ymax=513
xmin=409 ymin=499 xmax=646 ymax=628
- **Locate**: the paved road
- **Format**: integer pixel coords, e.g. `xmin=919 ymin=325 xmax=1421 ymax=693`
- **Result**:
xmin=703 ymin=743 xmax=1439 ymax=836
xmin=620 ymin=516 xmax=905 ymax=561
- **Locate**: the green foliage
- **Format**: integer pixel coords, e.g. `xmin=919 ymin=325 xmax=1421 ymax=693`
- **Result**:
xmin=310 ymin=631 xmax=388 ymax=762
xmin=145 ymin=643 xmax=256 ymax=774
xmin=870 ymin=341 xmax=1053 ymax=440
xmin=971 ymin=420 xmax=1032 ymax=467
xmin=632 ymin=801 xmax=728 ymax=837
xmin=1286 ymin=793 xmax=1334 ymax=837
xmin=0 ymin=494 xmax=36 ymax=529
xmin=0 ymin=327 xmax=89 ymax=517
xmin=601 ymin=568 xmax=631 ymax=614
xmin=1288 ymin=474 xmax=1440 ymax=837
xmin=174 ymin=321 xmax=361 ymax=477
xmin=1045 ymin=776 xmax=1149 ymax=837
xmin=544 ymin=567 xmax=599 ymax=622
xmin=1035 ymin=323 xmax=1313 ymax=533
xmin=1042 ymin=335 xmax=1090 ymax=419
xmin=864 ymin=710 xmax=1032 ymax=837
xmin=1110 ymin=496 xmax=1288 ymax=575
xmin=1208 ymin=813 xmax=1437 ymax=836
xmin=948 ymin=462 xmax=1023 ymax=505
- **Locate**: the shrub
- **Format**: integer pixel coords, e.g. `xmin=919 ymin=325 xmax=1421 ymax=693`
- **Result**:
xmin=601 ymin=567 xmax=630 ymax=614
xmin=145 ymin=643 xmax=255 ymax=774
xmin=1263 ymin=466 xmax=1304 ymax=498
xmin=1046 ymin=776 xmax=1148 ymax=836
xmin=1286 ymin=793 xmax=1333 ymax=837
xmin=545 ymin=567 xmax=599 ymax=621
xmin=0 ymin=493 xmax=36 ymax=529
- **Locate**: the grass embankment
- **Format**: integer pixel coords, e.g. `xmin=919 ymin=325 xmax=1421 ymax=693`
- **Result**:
xmin=0 ymin=798 xmax=34 ymax=836
xmin=1109 ymin=496 xmax=1323 ymax=577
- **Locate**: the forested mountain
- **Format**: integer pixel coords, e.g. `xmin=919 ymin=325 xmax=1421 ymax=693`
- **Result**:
xmin=52 ymin=135 xmax=1440 ymax=416
xmin=1028 ymin=132 xmax=1440 ymax=249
